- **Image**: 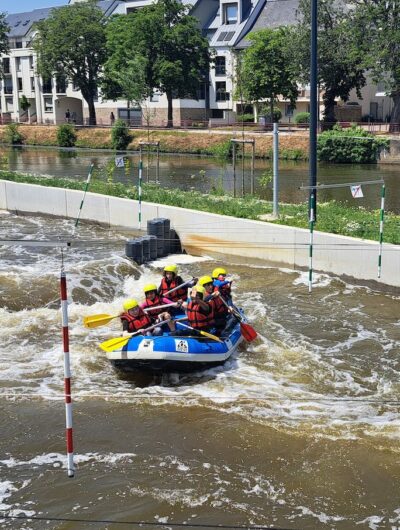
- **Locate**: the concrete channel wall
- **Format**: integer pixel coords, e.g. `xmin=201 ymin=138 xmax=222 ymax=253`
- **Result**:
xmin=1 ymin=179 xmax=399 ymax=288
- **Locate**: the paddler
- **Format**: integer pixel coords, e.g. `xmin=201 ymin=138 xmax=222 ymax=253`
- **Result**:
xmin=120 ymin=299 xmax=153 ymax=336
xmin=158 ymin=264 xmax=197 ymax=303
xmin=140 ymin=283 xmax=176 ymax=331
xmin=184 ymin=284 xmax=215 ymax=333
xmin=198 ymin=275 xmax=231 ymax=335
xmin=212 ymin=267 xmax=232 ymax=302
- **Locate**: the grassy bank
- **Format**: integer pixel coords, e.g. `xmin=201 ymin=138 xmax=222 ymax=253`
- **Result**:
xmin=1 ymin=171 xmax=398 ymax=245
xmin=0 ymin=125 xmax=309 ymax=160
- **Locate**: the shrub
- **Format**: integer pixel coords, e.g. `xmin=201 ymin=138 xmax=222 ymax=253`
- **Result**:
xmin=4 ymin=123 xmax=23 ymax=145
xmin=294 ymin=112 xmax=310 ymax=124
xmin=56 ymin=124 xmax=77 ymax=147
xmin=111 ymin=119 xmax=132 ymax=150
xmin=317 ymin=124 xmax=388 ymax=163
xmin=236 ymin=113 xmax=255 ymax=123
xmin=260 ymin=106 xmax=282 ymax=123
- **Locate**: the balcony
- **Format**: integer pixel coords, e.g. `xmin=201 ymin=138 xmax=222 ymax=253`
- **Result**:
xmin=216 ymin=91 xmax=230 ymax=102
xmin=4 ymin=86 xmax=13 ymax=94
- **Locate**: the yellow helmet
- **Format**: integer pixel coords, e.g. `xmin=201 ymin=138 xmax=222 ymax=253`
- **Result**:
xmin=123 ymin=298 xmax=139 ymax=311
xmin=164 ymin=264 xmax=178 ymax=274
xmin=192 ymin=284 xmax=205 ymax=295
xmin=143 ymin=283 xmax=157 ymax=294
xmin=212 ymin=267 xmax=227 ymax=278
xmin=198 ymin=275 xmax=213 ymax=287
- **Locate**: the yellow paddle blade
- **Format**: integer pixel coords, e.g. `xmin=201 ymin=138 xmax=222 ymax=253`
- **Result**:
xmin=199 ymin=330 xmax=223 ymax=343
xmin=83 ymin=313 xmax=119 ymax=329
xmin=99 ymin=334 xmax=130 ymax=353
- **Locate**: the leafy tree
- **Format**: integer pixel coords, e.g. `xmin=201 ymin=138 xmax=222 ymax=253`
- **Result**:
xmin=239 ymin=28 xmax=299 ymax=122
xmin=293 ymin=0 xmax=365 ymax=126
xmin=0 ymin=12 xmax=9 ymax=77
xmin=350 ymin=0 xmax=400 ymax=131
xmin=105 ymin=0 xmax=210 ymax=127
xmin=33 ymin=1 xmax=107 ymax=125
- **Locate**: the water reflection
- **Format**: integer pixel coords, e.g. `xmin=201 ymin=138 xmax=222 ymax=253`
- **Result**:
xmin=2 ymin=145 xmax=399 ymax=213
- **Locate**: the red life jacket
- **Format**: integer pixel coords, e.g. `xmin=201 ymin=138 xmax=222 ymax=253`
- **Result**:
xmin=213 ymin=282 xmax=232 ymax=299
xmin=186 ymin=300 xmax=214 ymax=330
xmin=120 ymin=309 xmax=152 ymax=333
xmin=208 ymin=294 xmax=228 ymax=316
xmin=142 ymin=294 xmax=165 ymax=318
xmin=158 ymin=275 xmax=186 ymax=301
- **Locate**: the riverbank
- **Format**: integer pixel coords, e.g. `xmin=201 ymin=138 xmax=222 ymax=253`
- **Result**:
xmin=0 ymin=125 xmax=309 ymax=160
xmin=1 ymin=170 xmax=399 ymax=245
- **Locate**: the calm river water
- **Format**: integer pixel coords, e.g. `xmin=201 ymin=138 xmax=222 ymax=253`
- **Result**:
xmin=1 ymin=213 xmax=399 ymax=530
xmin=2 ymin=146 xmax=400 ymax=213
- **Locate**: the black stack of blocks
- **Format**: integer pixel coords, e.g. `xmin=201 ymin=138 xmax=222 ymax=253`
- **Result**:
xmin=125 ymin=218 xmax=182 ymax=265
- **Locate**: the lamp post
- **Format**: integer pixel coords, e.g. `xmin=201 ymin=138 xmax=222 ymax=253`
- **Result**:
xmin=309 ymin=0 xmax=318 ymax=221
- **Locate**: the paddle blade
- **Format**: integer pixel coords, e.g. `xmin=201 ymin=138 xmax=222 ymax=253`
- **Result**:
xmin=84 ymin=313 xmax=118 ymax=329
xmin=99 ymin=335 xmax=130 ymax=352
xmin=240 ymin=322 xmax=258 ymax=342
xmin=199 ymin=330 xmax=223 ymax=343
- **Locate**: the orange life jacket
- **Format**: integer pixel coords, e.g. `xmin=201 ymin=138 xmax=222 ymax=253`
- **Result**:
xmin=158 ymin=275 xmax=186 ymax=301
xmin=213 ymin=282 xmax=232 ymax=300
xmin=142 ymin=294 xmax=165 ymax=318
xmin=120 ymin=309 xmax=152 ymax=333
xmin=208 ymin=294 xmax=228 ymax=316
xmin=186 ymin=300 xmax=214 ymax=330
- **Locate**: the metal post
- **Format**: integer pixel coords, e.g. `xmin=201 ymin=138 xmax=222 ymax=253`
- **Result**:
xmin=74 ymin=163 xmax=94 ymax=230
xmin=308 ymin=192 xmax=315 ymax=293
xmin=60 ymin=266 xmax=74 ymax=477
xmin=378 ymin=184 xmax=386 ymax=278
xmin=241 ymin=142 xmax=245 ymax=197
xmin=156 ymin=145 xmax=160 ymax=184
xmin=309 ymin=0 xmax=318 ymax=220
xmin=232 ymin=142 xmax=236 ymax=198
xmin=138 ymin=160 xmax=143 ymax=230
xmin=251 ymin=141 xmax=255 ymax=195
xmin=273 ymin=123 xmax=279 ymax=216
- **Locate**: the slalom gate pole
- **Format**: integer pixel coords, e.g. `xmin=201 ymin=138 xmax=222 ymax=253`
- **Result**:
xmin=308 ymin=192 xmax=315 ymax=293
xmin=138 ymin=159 xmax=143 ymax=230
xmin=74 ymin=163 xmax=94 ymax=230
xmin=60 ymin=262 xmax=74 ymax=477
xmin=378 ymin=184 xmax=386 ymax=278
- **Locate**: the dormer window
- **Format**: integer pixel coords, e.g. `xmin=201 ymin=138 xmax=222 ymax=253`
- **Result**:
xmin=223 ymin=3 xmax=238 ymax=24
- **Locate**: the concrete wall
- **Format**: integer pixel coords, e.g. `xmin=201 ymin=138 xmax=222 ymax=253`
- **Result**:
xmin=1 ymin=179 xmax=399 ymax=288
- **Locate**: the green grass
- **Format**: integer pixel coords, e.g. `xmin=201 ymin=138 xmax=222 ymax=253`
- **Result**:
xmin=1 ymin=170 xmax=398 ymax=244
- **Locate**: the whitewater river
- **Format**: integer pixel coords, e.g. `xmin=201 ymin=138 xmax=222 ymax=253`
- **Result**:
xmin=0 ymin=212 xmax=399 ymax=530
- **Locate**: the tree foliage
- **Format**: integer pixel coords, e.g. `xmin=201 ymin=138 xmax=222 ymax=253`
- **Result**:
xmin=239 ymin=28 xmax=299 ymax=121
xmin=293 ymin=0 xmax=365 ymax=126
xmin=32 ymin=0 xmax=107 ymax=125
xmin=0 ymin=12 xmax=9 ymax=77
xmin=350 ymin=0 xmax=400 ymax=130
xmin=104 ymin=0 xmax=210 ymax=127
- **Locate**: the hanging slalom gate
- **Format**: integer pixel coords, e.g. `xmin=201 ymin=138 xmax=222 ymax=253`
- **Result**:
xmin=125 ymin=218 xmax=182 ymax=265
xmin=230 ymin=139 xmax=255 ymax=197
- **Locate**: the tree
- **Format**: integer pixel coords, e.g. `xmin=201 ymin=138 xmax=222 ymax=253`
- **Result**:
xmin=105 ymin=0 xmax=211 ymax=127
xmin=350 ymin=0 xmax=400 ymax=131
xmin=239 ymin=27 xmax=299 ymax=122
xmin=32 ymin=1 xmax=107 ymax=125
xmin=293 ymin=0 xmax=365 ymax=126
xmin=0 ymin=12 xmax=10 ymax=77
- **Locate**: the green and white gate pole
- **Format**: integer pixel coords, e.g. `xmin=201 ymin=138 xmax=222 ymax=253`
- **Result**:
xmin=308 ymin=192 xmax=316 ymax=293
xmin=138 ymin=159 xmax=143 ymax=230
xmin=74 ymin=163 xmax=94 ymax=231
xmin=378 ymin=184 xmax=386 ymax=278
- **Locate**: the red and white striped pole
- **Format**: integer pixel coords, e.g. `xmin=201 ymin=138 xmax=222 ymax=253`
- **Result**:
xmin=60 ymin=267 xmax=74 ymax=477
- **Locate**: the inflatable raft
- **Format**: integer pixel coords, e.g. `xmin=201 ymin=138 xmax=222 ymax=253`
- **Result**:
xmin=106 ymin=314 xmax=243 ymax=373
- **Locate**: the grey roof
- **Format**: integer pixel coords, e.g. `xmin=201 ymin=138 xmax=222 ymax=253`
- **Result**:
xmin=235 ymin=0 xmax=299 ymax=49
xmin=5 ymin=1 xmax=122 ymax=38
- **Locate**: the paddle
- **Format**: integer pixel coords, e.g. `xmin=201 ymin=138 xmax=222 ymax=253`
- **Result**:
xmin=176 ymin=321 xmax=223 ymax=343
xmin=84 ymin=302 xmax=178 ymax=329
xmin=99 ymin=316 xmax=189 ymax=353
xmin=217 ymin=295 xmax=258 ymax=342
xmin=164 ymin=277 xmax=197 ymax=297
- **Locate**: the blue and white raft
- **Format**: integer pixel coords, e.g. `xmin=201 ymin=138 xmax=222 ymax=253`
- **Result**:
xmin=106 ymin=314 xmax=243 ymax=373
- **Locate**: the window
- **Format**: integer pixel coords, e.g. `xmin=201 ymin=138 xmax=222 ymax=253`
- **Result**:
xmin=15 ymin=41 xmax=23 ymax=49
xmin=4 ymin=79 xmax=13 ymax=94
xmin=285 ymin=103 xmax=295 ymax=117
xmin=216 ymin=81 xmax=230 ymax=102
xmin=197 ymin=82 xmax=206 ymax=100
xmin=215 ymin=56 xmax=226 ymax=76
xmin=17 ymin=78 xmax=23 ymax=91
xmin=127 ymin=7 xmax=138 ymax=13
xmin=6 ymin=98 xmax=14 ymax=112
xmin=31 ymin=78 xmax=35 ymax=91
xmin=42 ymin=78 xmax=52 ymax=94
xmin=44 ymin=96 xmax=53 ymax=113
xmin=3 ymin=58 xmax=10 ymax=74
xmin=150 ymin=91 xmax=161 ymax=102
xmin=211 ymin=109 xmax=224 ymax=119
xmin=56 ymin=75 xmax=67 ymax=94
xmin=29 ymin=56 xmax=34 ymax=70
xmin=223 ymin=3 xmax=238 ymax=25
xmin=16 ymin=58 xmax=21 ymax=71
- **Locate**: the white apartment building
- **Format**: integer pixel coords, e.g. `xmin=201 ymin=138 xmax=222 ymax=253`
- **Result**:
xmin=0 ymin=0 xmax=392 ymax=126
